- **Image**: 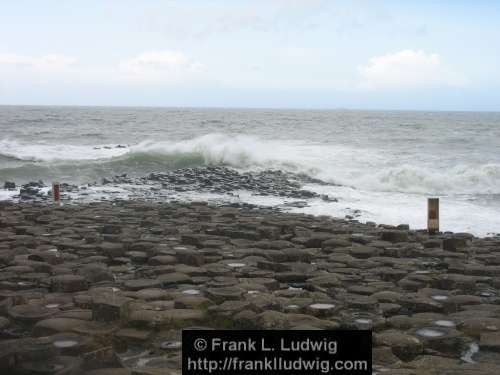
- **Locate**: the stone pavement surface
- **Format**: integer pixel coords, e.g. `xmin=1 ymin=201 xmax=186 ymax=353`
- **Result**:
xmin=1 ymin=200 xmax=500 ymax=374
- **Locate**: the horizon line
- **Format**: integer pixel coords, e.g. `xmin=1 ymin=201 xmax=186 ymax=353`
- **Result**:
xmin=1 ymin=103 xmax=499 ymax=114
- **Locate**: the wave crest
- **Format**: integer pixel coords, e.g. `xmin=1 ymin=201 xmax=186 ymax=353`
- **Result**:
xmin=2 ymin=134 xmax=500 ymax=195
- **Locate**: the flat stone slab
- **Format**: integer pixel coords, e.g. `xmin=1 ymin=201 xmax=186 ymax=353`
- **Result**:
xmin=480 ymin=332 xmax=500 ymax=352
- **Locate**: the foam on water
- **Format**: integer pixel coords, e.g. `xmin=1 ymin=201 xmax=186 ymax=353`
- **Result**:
xmin=461 ymin=343 xmax=479 ymax=363
xmin=2 ymin=107 xmax=500 ymax=238
xmin=4 ymin=133 xmax=500 ymax=196
xmin=0 ymin=138 xmax=129 ymax=162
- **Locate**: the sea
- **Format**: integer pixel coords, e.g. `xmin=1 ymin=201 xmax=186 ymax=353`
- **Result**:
xmin=1 ymin=105 xmax=500 ymax=237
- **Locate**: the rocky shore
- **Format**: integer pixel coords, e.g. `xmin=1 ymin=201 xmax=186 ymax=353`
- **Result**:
xmin=2 ymin=167 xmax=334 ymax=204
xmin=1 ymin=200 xmax=500 ymax=374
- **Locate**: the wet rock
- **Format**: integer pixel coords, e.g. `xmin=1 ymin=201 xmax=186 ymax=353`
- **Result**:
xmin=0 ymin=200 xmax=498 ymax=373
xmin=157 ymin=273 xmax=192 ymax=287
xmin=115 ymin=328 xmax=153 ymax=344
xmin=306 ymin=274 xmax=341 ymax=288
xmin=443 ymin=236 xmax=469 ymax=251
xmin=124 ymin=279 xmax=162 ymax=291
xmin=33 ymin=317 xmax=87 ymax=336
xmin=413 ymin=327 xmax=470 ymax=354
xmin=375 ymin=330 xmax=423 ymax=361
xmin=8 ymin=304 xmax=56 ymax=324
xmin=101 ymin=242 xmax=126 ymax=258
xmin=50 ymin=332 xmax=95 ymax=356
xmin=0 ymin=337 xmax=58 ymax=372
xmin=206 ymin=286 xmax=245 ymax=304
xmin=127 ymin=309 xmax=205 ymax=328
xmin=381 ymin=230 xmax=409 ymax=243
xmin=78 ymin=264 xmax=114 ymax=283
xmin=51 ymin=274 xmax=88 ymax=292
xmin=175 ymin=249 xmax=204 ymax=266
xmin=3 ymin=181 xmax=15 ymax=190
xmin=92 ymin=295 xmax=133 ymax=322
xmin=256 ymin=310 xmax=328 ymax=329
xmin=149 ymin=255 xmax=176 ymax=266
xmin=480 ymin=332 xmax=500 ymax=352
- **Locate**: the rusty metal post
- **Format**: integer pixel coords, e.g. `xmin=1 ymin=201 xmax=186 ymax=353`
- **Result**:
xmin=428 ymin=198 xmax=439 ymax=234
xmin=52 ymin=182 xmax=60 ymax=203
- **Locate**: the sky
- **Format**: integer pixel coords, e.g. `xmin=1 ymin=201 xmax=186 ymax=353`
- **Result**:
xmin=0 ymin=0 xmax=499 ymax=110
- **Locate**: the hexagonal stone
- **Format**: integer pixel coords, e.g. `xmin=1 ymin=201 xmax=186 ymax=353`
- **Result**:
xmin=255 ymin=310 xmax=338 ymax=330
xmin=375 ymin=330 xmax=423 ymax=361
xmin=124 ymin=278 xmax=162 ymax=291
xmin=148 ymin=255 xmax=176 ymax=266
xmin=206 ymin=286 xmax=245 ymax=304
xmin=175 ymin=249 xmax=204 ymax=266
xmin=51 ymin=274 xmax=88 ymax=292
xmin=0 ymin=337 xmax=58 ymax=371
xmin=127 ymin=309 xmax=205 ymax=328
xmin=92 ymin=295 xmax=133 ymax=322
xmin=274 ymin=272 xmax=308 ymax=283
xmin=33 ymin=318 xmax=87 ymax=336
xmin=100 ymin=242 xmax=125 ymax=258
xmin=381 ymin=230 xmax=409 ymax=243
xmin=423 ymin=329 xmax=470 ymax=355
xmin=115 ymin=328 xmax=153 ymax=343
xmin=8 ymin=304 xmax=56 ymax=324
xmin=306 ymin=274 xmax=341 ymax=288
xmin=480 ymin=332 xmax=500 ymax=352
xmin=125 ymin=251 xmax=148 ymax=263
xmin=157 ymin=273 xmax=192 ymax=287
xmin=443 ymin=237 xmax=469 ymax=251
xmin=50 ymin=332 xmax=95 ymax=356
xmin=305 ymin=303 xmax=338 ymax=317
xmin=135 ymin=288 xmax=169 ymax=301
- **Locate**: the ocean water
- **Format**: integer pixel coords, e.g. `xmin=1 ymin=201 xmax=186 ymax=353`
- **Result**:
xmin=1 ymin=105 xmax=500 ymax=236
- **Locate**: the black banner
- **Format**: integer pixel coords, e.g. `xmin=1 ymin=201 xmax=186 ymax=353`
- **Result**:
xmin=183 ymin=330 xmax=372 ymax=375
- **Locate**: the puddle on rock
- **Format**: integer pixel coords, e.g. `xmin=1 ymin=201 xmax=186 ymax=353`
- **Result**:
xmin=309 ymin=303 xmax=335 ymax=310
xmin=53 ymin=340 xmax=78 ymax=348
xmin=431 ymin=295 xmax=448 ymax=301
xmin=355 ymin=318 xmax=373 ymax=325
xmin=433 ymin=320 xmax=456 ymax=328
xmin=227 ymin=263 xmax=246 ymax=268
xmin=160 ymin=340 xmax=182 ymax=350
xmin=416 ymin=328 xmax=445 ymax=337
xmin=182 ymin=289 xmax=200 ymax=295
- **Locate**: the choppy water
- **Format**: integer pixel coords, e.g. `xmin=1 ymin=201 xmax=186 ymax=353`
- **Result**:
xmin=1 ymin=105 xmax=500 ymax=236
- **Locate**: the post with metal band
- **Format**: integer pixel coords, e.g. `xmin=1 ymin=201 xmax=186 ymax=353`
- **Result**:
xmin=427 ymin=198 xmax=439 ymax=235
xmin=52 ymin=181 xmax=60 ymax=203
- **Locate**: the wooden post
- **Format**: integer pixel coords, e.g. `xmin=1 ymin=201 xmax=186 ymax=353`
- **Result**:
xmin=428 ymin=198 xmax=439 ymax=234
xmin=52 ymin=182 xmax=60 ymax=203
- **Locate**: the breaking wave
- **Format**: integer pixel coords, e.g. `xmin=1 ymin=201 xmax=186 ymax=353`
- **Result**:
xmin=1 ymin=134 xmax=500 ymax=195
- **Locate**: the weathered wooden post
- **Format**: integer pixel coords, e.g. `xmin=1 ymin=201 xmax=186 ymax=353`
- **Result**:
xmin=427 ymin=198 xmax=439 ymax=234
xmin=52 ymin=182 xmax=60 ymax=203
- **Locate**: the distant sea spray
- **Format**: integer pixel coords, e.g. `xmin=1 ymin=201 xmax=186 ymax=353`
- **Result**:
xmin=1 ymin=106 xmax=500 ymax=235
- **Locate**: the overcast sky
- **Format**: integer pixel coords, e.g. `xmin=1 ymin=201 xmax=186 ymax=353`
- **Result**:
xmin=1 ymin=0 xmax=499 ymax=110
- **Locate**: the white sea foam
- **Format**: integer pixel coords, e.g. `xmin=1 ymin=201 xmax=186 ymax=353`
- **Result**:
xmin=0 ymin=138 xmax=129 ymax=161
xmin=2 ymin=133 xmax=500 ymax=236
xmin=2 ymin=134 xmax=500 ymax=196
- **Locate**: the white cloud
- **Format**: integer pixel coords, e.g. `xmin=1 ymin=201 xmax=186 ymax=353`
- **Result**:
xmin=358 ymin=49 xmax=466 ymax=89
xmin=0 ymin=53 xmax=77 ymax=70
xmin=119 ymin=51 xmax=205 ymax=78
